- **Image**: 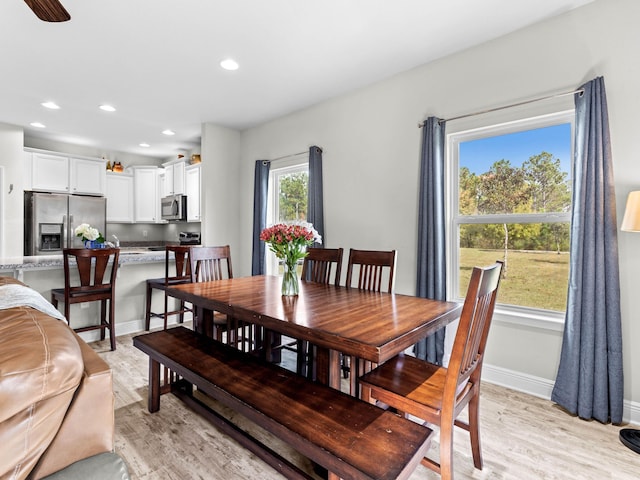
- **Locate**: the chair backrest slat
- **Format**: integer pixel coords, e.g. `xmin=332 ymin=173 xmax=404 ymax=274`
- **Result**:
xmin=164 ymin=245 xmax=192 ymax=285
xmin=302 ymin=247 xmax=344 ymax=286
xmin=345 ymin=248 xmax=396 ymax=293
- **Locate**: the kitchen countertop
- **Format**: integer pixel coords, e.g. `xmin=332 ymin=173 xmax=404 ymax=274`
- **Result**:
xmin=0 ymin=248 xmax=166 ymax=272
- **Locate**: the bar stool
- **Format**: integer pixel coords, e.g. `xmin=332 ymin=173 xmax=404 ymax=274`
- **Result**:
xmin=144 ymin=245 xmax=193 ymax=331
xmin=51 ymin=247 xmax=120 ymax=351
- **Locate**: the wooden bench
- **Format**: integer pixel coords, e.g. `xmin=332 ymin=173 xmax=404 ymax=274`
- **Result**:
xmin=133 ymin=327 xmax=432 ymax=480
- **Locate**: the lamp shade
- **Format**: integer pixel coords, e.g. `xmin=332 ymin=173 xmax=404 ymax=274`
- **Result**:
xmin=621 ymin=191 xmax=640 ymax=232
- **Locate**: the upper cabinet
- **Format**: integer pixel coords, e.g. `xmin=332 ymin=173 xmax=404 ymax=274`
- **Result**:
xmin=106 ymin=172 xmax=134 ymax=223
xmin=29 ymin=152 xmax=69 ymax=192
xmin=185 ymin=163 xmax=201 ymax=222
xmin=70 ymin=157 xmax=106 ymax=195
xmin=162 ymin=159 xmax=186 ymax=196
xmin=25 ymin=149 xmax=106 ymax=196
xmin=132 ymin=166 xmax=164 ymax=223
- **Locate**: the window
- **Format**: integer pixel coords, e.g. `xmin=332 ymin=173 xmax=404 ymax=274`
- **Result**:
xmin=449 ymin=111 xmax=573 ymax=315
xmin=265 ymin=161 xmax=309 ymax=275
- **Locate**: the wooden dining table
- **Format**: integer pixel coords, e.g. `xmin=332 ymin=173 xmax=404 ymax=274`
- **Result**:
xmin=165 ymin=275 xmax=462 ymax=393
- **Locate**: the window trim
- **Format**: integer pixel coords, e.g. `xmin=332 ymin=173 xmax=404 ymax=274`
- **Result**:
xmin=265 ymin=160 xmax=309 ymax=275
xmin=446 ymin=110 xmax=574 ymax=329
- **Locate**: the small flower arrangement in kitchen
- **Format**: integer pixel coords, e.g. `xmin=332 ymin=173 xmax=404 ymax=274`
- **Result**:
xmin=75 ymin=223 xmax=105 ymax=248
xmin=260 ymin=221 xmax=322 ymax=295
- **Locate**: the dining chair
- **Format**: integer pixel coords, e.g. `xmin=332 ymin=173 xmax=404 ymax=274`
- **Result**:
xmin=144 ymin=245 xmax=193 ymax=331
xmin=302 ymin=247 xmax=344 ymax=286
xmin=359 ymin=261 xmax=503 ymax=480
xmin=343 ymin=248 xmax=397 ymax=382
xmin=345 ymin=248 xmax=396 ymax=293
xmin=51 ymin=247 xmax=120 ymax=351
xmin=188 ymin=245 xmax=244 ymax=347
xmin=272 ymin=247 xmax=344 ymax=377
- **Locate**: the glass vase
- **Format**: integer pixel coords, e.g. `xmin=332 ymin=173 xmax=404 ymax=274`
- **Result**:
xmin=84 ymin=240 xmax=105 ymax=249
xmin=281 ymin=261 xmax=299 ymax=296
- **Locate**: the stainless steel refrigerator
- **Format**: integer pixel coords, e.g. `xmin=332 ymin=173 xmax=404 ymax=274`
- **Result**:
xmin=24 ymin=191 xmax=107 ymax=256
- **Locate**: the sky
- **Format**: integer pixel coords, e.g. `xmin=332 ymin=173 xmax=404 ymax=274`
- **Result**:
xmin=459 ymin=123 xmax=572 ymax=175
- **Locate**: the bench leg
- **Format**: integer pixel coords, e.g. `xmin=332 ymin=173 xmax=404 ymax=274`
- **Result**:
xmin=148 ymin=358 xmax=161 ymax=413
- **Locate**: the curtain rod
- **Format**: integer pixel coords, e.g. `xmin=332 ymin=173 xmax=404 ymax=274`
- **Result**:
xmin=270 ymin=150 xmax=308 ymax=162
xmin=418 ymin=87 xmax=585 ymax=128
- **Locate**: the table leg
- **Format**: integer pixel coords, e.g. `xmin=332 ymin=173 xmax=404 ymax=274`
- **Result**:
xmin=194 ymin=306 xmax=214 ymax=337
xmin=148 ymin=358 xmax=160 ymax=413
xmin=316 ymin=347 xmax=341 ymax=391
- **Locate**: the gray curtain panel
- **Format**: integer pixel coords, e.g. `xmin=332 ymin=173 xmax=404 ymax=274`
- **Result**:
xmin=413 ymin=116 xmax=447 ymax=365
xmin=551 ymin=76 xmax=624 ymax=423
xmin=307 ymin=146 xmax=324 ymax=247
xmin=251 ymin=160 xmax=270 ymax=276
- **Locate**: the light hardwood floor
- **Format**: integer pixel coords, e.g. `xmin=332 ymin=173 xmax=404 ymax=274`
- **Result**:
xmin=92 ymin=330 xmax=640 ymax=479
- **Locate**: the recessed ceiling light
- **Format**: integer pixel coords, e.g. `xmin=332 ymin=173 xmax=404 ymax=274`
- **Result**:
xmin=99 ymin=104 xmax=116 ymax=112
xmin=162 ymin=129 xmax=175 ymax=136
xmin=41 ymin=102 xmax=60 ymax=110
xmin=30 ymin=122 xmax=46 ymax=128
xmin=139 ymin=143 xmax=150 ymax=148
xmin=220 ymin=58 xmax=239 ymax=71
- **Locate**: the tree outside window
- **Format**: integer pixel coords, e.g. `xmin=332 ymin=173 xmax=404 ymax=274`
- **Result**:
xmin=278 ymin=172 xmax=308 ymax=221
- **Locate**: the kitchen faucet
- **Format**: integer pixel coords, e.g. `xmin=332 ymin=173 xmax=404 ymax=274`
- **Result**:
xmin=112 ymin=235 xmax=120 ymax=247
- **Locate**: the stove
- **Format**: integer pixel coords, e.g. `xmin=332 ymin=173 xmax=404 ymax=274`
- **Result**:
xmin=179 ymin=231 xmax=201 ymax=245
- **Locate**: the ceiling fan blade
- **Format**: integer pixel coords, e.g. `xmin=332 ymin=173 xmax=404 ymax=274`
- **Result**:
xmin=24 ymin=0 xmax=70 ymax=22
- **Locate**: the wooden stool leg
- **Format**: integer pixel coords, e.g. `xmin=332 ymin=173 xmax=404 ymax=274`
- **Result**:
xmin=100 ymin=300 xmax=107 ymax=341
xmin=145 ymin=281 xmax=153 ymax=331
xmin=163 ymin=292 xmax=169 ymax=330
xmin=109 ymin=299 xmax=116 ymax=351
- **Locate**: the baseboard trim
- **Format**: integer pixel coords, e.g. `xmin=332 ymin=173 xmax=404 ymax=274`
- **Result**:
xmin=76 ymin=316 xmax=190 ymax=343
xmin=483 ymin=363 xmax=640 ymax=426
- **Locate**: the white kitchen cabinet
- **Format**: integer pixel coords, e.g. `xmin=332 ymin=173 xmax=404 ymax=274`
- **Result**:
xmin=106 ymin=172 xmax=134 ymax=223
xmin=70 ymin=157 xmax=106 ymax=195
xmin=26 ymin=149 xmax=106 ymax=196
xmin=133 ymin=166 xmax=160 ymax=223
xmin=30 ymin=152 xmax=70 ymax=193
xmin=185 ymin=163 xmax=201 ymax=222
xmin=162 ymin=160 xmax=186 ymax=196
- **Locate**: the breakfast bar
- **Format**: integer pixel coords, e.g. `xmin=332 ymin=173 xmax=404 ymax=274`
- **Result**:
xmin=0 ymin=249 xmax=177 ymax=339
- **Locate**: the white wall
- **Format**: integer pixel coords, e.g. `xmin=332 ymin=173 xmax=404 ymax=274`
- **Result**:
xmin=0 ymin=124 xmax=25 ymax=257
xmin=234 ymin=0 xmax=640 ymax=413
xmin=201 ymin=123 xmax=242 ymax=255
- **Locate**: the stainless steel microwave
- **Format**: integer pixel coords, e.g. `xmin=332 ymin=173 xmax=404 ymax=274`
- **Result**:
xmin=161 ymin=194 xmax=187 ymax=221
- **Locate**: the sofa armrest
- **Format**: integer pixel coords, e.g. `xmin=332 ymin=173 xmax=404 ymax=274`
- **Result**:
xmin=39 ymin=453 xmax=129 ymax=480
xmin=0 ymin=308 xmax=83 ymax=480
xmin=29 ymin=335 xmax=115 ymax=479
